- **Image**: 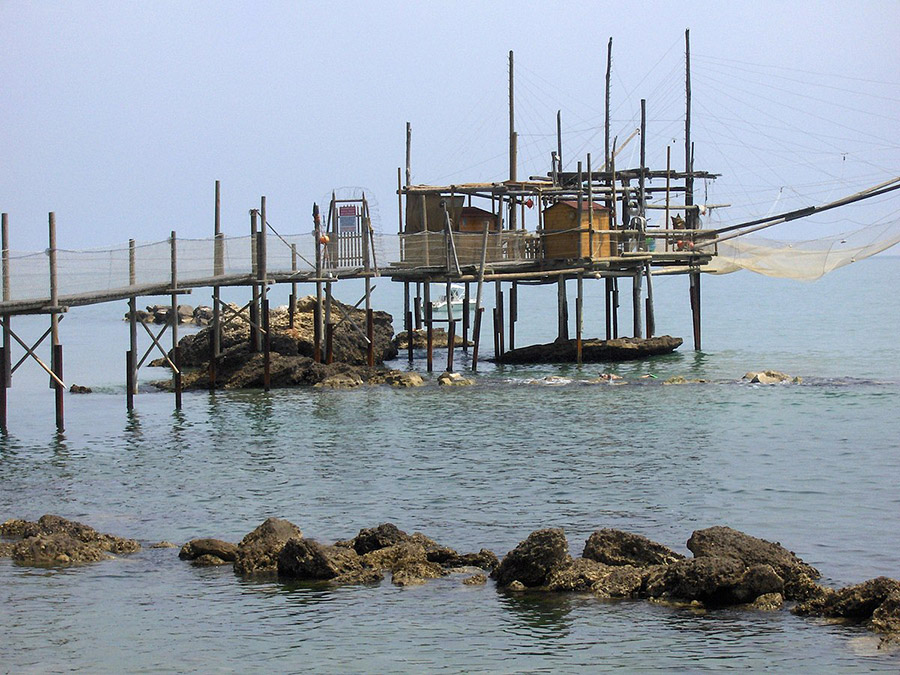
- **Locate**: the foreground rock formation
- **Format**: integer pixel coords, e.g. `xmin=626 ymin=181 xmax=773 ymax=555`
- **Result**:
xmin=0 ymin=515 xmax=140 ymax=565
xmin=496 ymin=336 xmax=683 ymax=364
xmin=3 ymin=515 xmax=896 ymax=647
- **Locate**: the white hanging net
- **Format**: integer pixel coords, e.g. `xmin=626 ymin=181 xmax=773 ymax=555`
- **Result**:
xmin=704 ymin=219 xmax=900 ymax=280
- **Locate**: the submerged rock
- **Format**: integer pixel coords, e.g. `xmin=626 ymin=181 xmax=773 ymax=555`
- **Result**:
xmin=277 ymin=538 xmax=366 ymax=580
xmin=583 ymin=529 xmax=684 ymax=568
xmin=179 ymin=538 xmax=238 ymax=565
xmin=233 ymin=518 xmax=303 ymax=575
xmin=437 ymin=371 xmax=475 ymax=387
xmin=491 ymin=528 xmax=570 ymax=588
xmin=743 ymin=370 xmax=801 ymax=384
xmin=497 ymin=336 xmax=682 ymax=364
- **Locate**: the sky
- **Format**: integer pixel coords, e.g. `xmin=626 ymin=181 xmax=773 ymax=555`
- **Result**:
xmin=2 ymin=1 xmax=899 ymax=252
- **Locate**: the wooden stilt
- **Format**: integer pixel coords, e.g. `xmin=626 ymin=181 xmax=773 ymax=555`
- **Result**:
xmin=414 ymin=282 xmax=422 ymax=329
xmin=249 ymin=210 xmax=259 ymax=352
xmin=492 ymin=307 xmax=500 ymax=359
xmin=173 ymin=346 xmax=182 ymax=410
xmin=425 ymin=301 xmax=434 ymax=373
xmin=576 ymin=274 xmax=583 ymax=365
xmin=509 ymin=281 xmax=517 ymax=351
xmin=170 ymin=231 xmax=181 ymax=410
xmin=495 ymin=282 xmax=504 ymax=356
xmin=289 ymin=244 xmax=297 ymax=329
xmin=691 ymin=271 xmax=702 ymax=350
xmin=263 ymin=299 xmax=271 ymax=392
xmin=366 ymin=308 xmax=375 ymax=367
xmin=462 ymin=282 xmax=470 ymax=352
xmin=1 ymin=346 xmax=7 ymax=433
xmin=557 ymin=275 xmax=568 ymax=342
xmin=632 ymin=270 xmax=643 ymax=338
xmin=406 ymin=310 xmax=414 ymax=363
xmin=126 ymin=350 xmax=135 ymax=410
xmin=313 ymin=203 xmax=323 ymax=363
xmin=325 ymin=281 xmax=333 ymax=364
xmin=53 ymin=344 xmax=64 ymax=432
xmin=446 ymin=319 xmax=455 ymax=373
xmin=612 ymin=277 xmax=619 ymax=338
xmin=605 ymin=277 xmax=613 ymax=340
xmin=644 ymin=262 xmax=656 ymax=337
xmin=403 ymin=280 xmax=410 ymax=348
xmin=472 ymin=307 xmax=483 ymax=371
xmin=3 ymin=213 xmax=10 ymax=387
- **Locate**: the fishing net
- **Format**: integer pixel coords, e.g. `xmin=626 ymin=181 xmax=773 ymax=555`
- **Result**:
xmin=704 ymin=219 xmax=900 ymax=280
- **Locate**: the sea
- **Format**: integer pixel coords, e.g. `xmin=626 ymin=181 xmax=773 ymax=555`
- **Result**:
xmin=1 ymin=257 xmax=898 ymax=672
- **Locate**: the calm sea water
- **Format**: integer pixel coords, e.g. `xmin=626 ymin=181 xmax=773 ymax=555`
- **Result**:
xmin=1 ymin=258 xmax=899 ymax=671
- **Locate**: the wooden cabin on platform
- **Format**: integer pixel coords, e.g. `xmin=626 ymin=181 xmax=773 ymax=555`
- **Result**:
xmin=542 ymin=201 xmax=614 ymax=260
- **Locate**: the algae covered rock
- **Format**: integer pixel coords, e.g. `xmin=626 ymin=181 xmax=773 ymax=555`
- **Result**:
xmin=491 ymin=528 xmax=570 ymax=588
xmin=583 ymin=529 xmax=684 ymax=568
xmin=233 ymin=517 xmax=303 ymax=575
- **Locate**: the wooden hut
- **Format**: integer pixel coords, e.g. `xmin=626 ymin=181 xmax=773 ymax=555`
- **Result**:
xmin=542 ymin=201 xmax=614 ymax=260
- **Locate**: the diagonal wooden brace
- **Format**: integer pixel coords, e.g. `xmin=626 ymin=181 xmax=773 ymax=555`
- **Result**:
xmin=8 ymin=326 xmax=65 ymax=388
xmin=137 ymin=320 xmax=179 ymax=373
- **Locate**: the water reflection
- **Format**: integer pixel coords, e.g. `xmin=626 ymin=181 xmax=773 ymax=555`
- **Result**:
xmin=496 ymin=589 xmax=575 ymax=639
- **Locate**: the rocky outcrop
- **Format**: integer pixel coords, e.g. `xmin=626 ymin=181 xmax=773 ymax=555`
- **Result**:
xmin=496 ymin=336 xmax=682 ymax=364
xmin=233 ymin=518 xmax=303 ymax=575
xmin=378 ymin=371 xmax=425 ymax=388
xmin=491 ymin=529 xmax=570 ymax=588
xmin=583 ymin=529 xmax=684 ymax=568
xmin=0 ymin=515 xmax=140 ymax=567
xmin=644 ymin=557 xmax=784 ymax=606
xmin=352 ymin=523 xmax=410 ymax=555
xmin=179 ymin=538 xmax=238 ymax=566
xmin=742 ymin=370 xmax=802 ymax=384
xmin=277 ymin=538 xmax=368 ymax=580
xmin=437 ymin=371 xmax=475 ymax=387
xmin=686 ymin=526 xmax=820 ymax=600
xmin=794 ymin=577 xmax=900 ymax=647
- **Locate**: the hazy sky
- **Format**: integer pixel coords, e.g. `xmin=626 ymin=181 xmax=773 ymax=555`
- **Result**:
xmin=2 ymin=1 xmax=898 ymax=251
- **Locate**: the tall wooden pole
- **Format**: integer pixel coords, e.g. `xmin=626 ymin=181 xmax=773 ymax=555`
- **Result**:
xmin=49 ymin=213 xmax=64 ymax=431
xmin=128 ymin=239 xmax=137 ymax=407
xmin=605 ymin=37 xmax=612 ymax=170
xmin=685 ymin=28 xmax=694 ymax=228
xmin=213 ymin=180 xmax=222 ymax=360
xmin=313 ymin=203 xmax=323 ymax=362
xmin=691 ymin=270 xmax=702 ymax=351
xmin=509 ymin=50 xmax=517 ymax=230
xmin=576 ymin=273 xmax=583 ymax=365
xmin=2 ymin=213 xmax=11 ymax=387
xmin=556 ymin=110 xmax=563 ymax=174
xmin=405 ymin=122 xmax=412 ymax=187
xmin=249 ymin=209 xmax=259 ymax=352
xmin=260 ymin=196 xmax=269 ymax=391
xmin=170 ymin=230 xmax=181 ymax=410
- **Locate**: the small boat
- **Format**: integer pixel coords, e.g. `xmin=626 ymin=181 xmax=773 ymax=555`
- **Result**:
xmin=433 ymin=284 xmax=469 ymax=314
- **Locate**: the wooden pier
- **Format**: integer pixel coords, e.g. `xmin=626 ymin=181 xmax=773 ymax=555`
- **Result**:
xmin=1 ymin=31 xmax=727 ymax=432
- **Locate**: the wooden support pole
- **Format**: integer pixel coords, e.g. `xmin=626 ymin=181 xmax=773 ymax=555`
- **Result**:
xmin=367 ymin=308 xmax=375 ymax=368
xmin=612 ymin=277 xmax=619 ymax=339
xmin=462 ymin=282 xmax=470 ymax=352
xmin=472 ymin=308 xmax=483 ymax=371
xmin=325 ymin=280 xmax=333 ymax=364
xmin=632 ymin=269 xmax=643 ymax=339
xmin=406 ymin=310 xmax=414 ymax=363
xmin=509 ymin=281 xmax=517 ymax=352
xmin=0 ymin=346 xmax=7 ymax=433
xmin=170 ymin=231 xmax=181 ymax=410
xmin=259 ymin=196 xmax=267 ymax=355
xmin=249 ymin=209 xmax=259 ymax=352
xmin=425 ymin=285 xmax=433 ymax=373
xmin=126 ymin=350 xmax=135 ymax=410
xmin=2 ymin=213 xmax=10 ymax=386
xmin=690 ymin=271 xmax=702 ymax=351
xmin=53 ymin=344 xmax=64 ymax=432
xmin=263 ymin=298 xmax=271 ymax=392
xmin=685 ymin=28 xmax=695 ymax=229
xmin=576 ymin=274 xmax=583 ymax=365
xmin=405 ymin=122 xmax=412 ymax=187
xmin=645 ymin=262 xmax=656 ymax=338
xmin=496 ymin=284 xmax=504 ymax=356
xmin=414 ymin=283 xmax=422 ymax=330
xmin=446 ymin=317 xmax=456 ymax=373
xmin=557 ymin=275 xmax=567 ymax=342
xmin=492 ymin=307 xmax=500 ymax=360
xmin=289 ymin=244 xmax=297 ymax=329
xmin=313 ymin=203 xmax=323 ymax=363
xmin=605 ymin=277 xmax=613 ymax=341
